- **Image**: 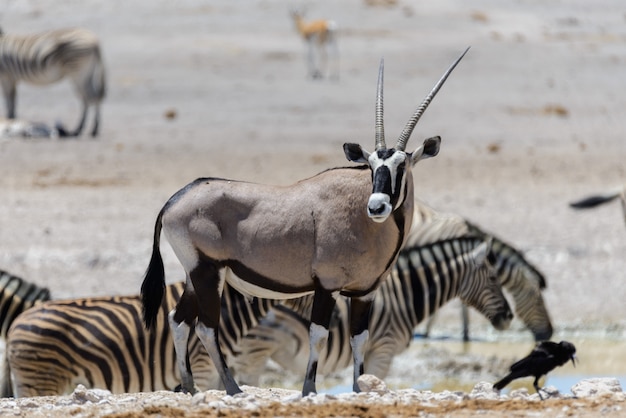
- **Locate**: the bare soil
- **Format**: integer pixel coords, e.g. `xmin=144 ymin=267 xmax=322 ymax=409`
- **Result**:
xmin=0 ymin=0 xmax=625 ymax=416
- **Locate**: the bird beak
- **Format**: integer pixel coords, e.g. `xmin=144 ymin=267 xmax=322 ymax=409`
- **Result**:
xmin=571 ymin=355 xmax=577 ymax=367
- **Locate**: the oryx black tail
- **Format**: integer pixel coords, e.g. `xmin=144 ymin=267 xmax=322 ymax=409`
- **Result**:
xmin=141 ymin=209 xmax=166 ymax=330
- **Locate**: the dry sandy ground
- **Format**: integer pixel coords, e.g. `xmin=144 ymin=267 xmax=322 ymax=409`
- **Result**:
xmin=0 ymin=0 xmax=625 ymax=416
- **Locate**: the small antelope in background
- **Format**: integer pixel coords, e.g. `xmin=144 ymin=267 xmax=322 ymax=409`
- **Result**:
xmin=290 ymin=10 xmax=339 ymax=80
xmin=141 ymin=48 xmax=469 ymax=397
xmin=0 ymin=27 xmax=106 ymax=137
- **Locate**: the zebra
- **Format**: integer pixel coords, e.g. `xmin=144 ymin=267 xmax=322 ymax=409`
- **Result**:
xmin=4 ymin=278 xmax=279 ymax=397
xmin=0 ymin=270 xmax=51 ymax=397
xmin=407 ymin=202 xmax=552 ymax=341
xmin=422 ymin=222 xmax=553 ymax=342
xmin=0 ymin=270 xmax=51 ymax=339
xmin=233 ymin=235 xmax=513 ymax=385
xmin=0 ymin=27 xmax=106 ymax=137
xmin=569 ymin=186 xmax=626 ymax=227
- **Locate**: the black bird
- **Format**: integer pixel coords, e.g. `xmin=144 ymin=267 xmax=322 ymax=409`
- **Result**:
xmin=493 ymin=340 xmax=577 ymax=399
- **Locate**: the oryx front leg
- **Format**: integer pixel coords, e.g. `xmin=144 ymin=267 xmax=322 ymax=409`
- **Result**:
xmin=303 ymin=287 xmax=338 ymax=396
xmin=349 ymin=296 xmax=373 ymax=392
xmin=190 ymin=261 xmax=243 ymax=395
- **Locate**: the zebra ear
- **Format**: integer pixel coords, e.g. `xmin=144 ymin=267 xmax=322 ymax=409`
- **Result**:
xmin=409 ymin=136 xmax=441 ymax=165
xmin=471 ymin=238 xmax=492 ymax=268
xmin=343 ymin=143 xmax=371 ymax=163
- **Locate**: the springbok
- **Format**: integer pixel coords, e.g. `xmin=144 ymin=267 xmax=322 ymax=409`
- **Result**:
xmin=141 ymin=48 xmax=469 ymax=396
xmin=290 ymin=10 xmax=339 ymax=79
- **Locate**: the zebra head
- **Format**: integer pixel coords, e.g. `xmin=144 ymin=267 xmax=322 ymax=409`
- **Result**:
xmin=459 ymin=239 xmax=513 ymax=331
xmin=344 ymin=48 xmax=468 ymax=222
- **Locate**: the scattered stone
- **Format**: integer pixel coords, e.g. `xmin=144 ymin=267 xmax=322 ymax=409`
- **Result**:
xmin=571 ymin=378 xmax=623 ymax=398
xmin=71 ymin=384 xmax=112 ymax=404
xmin=468 ymin=381 xmax=500 ymax=400
xmin=357 ymin=374 xmax=389 ymax=394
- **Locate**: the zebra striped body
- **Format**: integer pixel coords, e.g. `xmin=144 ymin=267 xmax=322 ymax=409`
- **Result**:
xmin=5 ymin=281 xmax=278 ymax=397
xmin=0 ymin=27 xmax=105 ymax=137
xmin=234 ymin=236 xmax=513 ymax=384
xmin=0 ymin=270 xmax=51 ymax=397
xmin=0 ymin=270 xmax=51 ymax=339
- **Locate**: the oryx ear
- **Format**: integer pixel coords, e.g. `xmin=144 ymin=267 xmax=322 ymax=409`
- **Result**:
xmin=343 ymin=143 xmax=371 ymax=163
xmin=409 ymin=136 xmax=441 ymax=165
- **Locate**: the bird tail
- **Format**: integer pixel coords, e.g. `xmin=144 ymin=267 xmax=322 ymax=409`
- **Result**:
xmin=493 ymin=374 xmax=515 ymax=391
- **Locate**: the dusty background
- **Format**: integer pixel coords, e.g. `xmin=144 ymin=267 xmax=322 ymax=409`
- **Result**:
xmin=0 ymin=0 xmax=625 ymax=416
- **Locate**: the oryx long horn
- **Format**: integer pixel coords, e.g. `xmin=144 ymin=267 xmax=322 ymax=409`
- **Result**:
xmin=395 ymin=46 xmax=470 ymax=151
xmin=375 ymin=58 xmax=386 ymax=150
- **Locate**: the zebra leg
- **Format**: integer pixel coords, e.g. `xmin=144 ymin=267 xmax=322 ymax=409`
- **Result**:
xmin=461 ymin=304 xmax=470 ymax=342
xmin=302 ymin=287 xmax=337 ymax=396
xmin=190 ymin=262 xmax=242 ymax=395
xmin=90 ymin=103 xmax=100 ymax=137
xmin=55 ymin=100 xmax=87 ymax=138
xmin=349 ymin=296 xmax=373 ymax=392
xmin=72 ymin=100 xmax=88 ymax=137
xmin=1 ymin=79 xmax=17 ymax=119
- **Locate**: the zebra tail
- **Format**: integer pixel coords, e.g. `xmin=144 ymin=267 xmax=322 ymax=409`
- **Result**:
xmin=141 ymin=209 xmax=166 ymax=330
xmin=569 ymin=193 xmax=620 ymax=209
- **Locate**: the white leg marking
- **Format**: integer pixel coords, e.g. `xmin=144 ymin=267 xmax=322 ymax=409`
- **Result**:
xmin=351 ymin=329 xmax=369 ymax=391
xmin=168 ymin=310 xmax=195 ymax=393
xmin=195 ymin=322 xmax=242 ymax=395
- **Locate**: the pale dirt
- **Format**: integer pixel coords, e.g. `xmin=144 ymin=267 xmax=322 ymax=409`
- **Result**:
xmin=0 ymin=0 xmax=625 ymax=416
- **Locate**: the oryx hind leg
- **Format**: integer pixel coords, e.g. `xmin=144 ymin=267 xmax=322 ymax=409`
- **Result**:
xmin=303 ymin=287 xmax=337 ymax=396
xmin=349 ymin=296 xmax=373 ymax=393
xmin=190 ymin=260 xmax=243 ymax=395
xmin=169 ymin=287 xmax=199 ymax=393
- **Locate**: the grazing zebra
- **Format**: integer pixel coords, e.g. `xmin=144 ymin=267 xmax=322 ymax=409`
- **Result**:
xmin=408 ymin=202 xmax=552 ymax=341
xmin=422 ymin=229 xmax=552 ymax=341
xmin=0 ymin=27 xmax=106 ymax=137
xmin=5 ymin=279 xmax=278 ymax=397
xmin=233 ymin=235 xmax=513 ymax=385
xmin=570 ymin=187 xmax=626 ymax=227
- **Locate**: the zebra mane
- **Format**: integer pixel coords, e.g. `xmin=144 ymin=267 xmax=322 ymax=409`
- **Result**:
xmin=465 ymin=221 xmax=547 ymax=289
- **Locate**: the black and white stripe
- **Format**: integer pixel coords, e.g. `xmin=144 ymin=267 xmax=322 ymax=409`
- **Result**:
xmin=234 ymin=235 xmax=513 ymax=384
xmin=0 ymin=270 xmax=50 ymax=339
xmin=5 ymin=282 xmax=277 ymax=397
xmin=0 ymin=27 xmax=106 ymax=137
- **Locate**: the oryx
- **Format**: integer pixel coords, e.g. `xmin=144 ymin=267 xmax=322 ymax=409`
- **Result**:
xmin=141 ymin=48 xmax=469 ymax=396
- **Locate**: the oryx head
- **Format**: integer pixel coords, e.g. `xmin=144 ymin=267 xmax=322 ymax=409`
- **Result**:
xmin=344 ymin=48 xmax=469 ymax=222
